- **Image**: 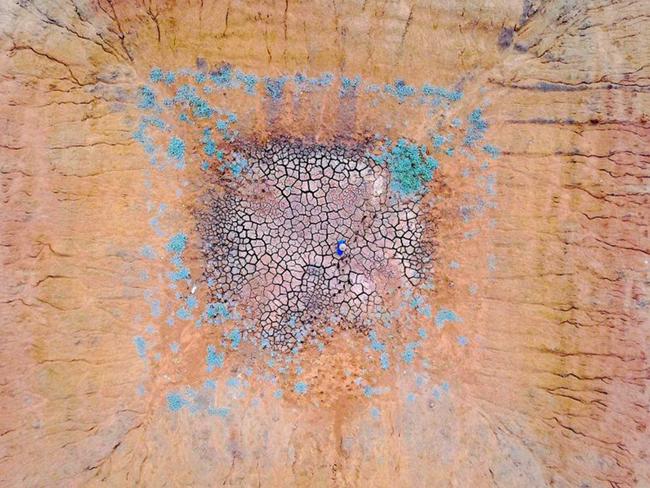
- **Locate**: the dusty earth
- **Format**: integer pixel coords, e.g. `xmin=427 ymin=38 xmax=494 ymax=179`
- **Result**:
xmin=1 ymin=0 xmax=649 ymax=487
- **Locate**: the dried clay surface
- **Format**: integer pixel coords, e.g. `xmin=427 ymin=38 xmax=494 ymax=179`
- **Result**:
xmin=0 ymin=1 xmax=648 ymax=487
